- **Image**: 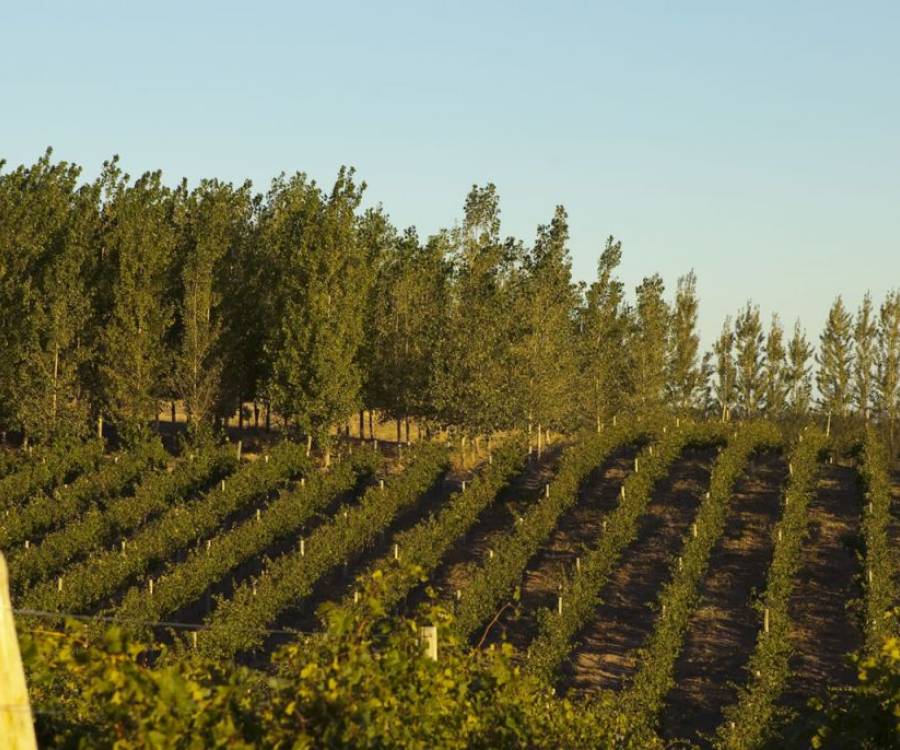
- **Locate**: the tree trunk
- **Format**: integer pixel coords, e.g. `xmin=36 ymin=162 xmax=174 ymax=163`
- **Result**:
xmin=368 ymin=411 xmax=374 ymax=441
xmin=359 ymin=410 xmax=365 ymax=439
xmin=171 ymin=401 xmax=177 ymax=425
xmin=51 ymin=343 xmax=59 ymax=427
xmin=396 ymin=418 xmax=402 ymax=445
xmin=238 ymin=401 xmax=244 ymax=431
xmin=405 ymin=417 xmax=410 ymax=444
xmin=254 ymin=402 xmax=260 ymax=429
xmin=265 ymin=403 xmax=271 ymax=432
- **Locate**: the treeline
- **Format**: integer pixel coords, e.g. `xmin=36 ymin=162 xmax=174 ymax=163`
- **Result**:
xmin=1 ymin=150 xmax=899 ymax=453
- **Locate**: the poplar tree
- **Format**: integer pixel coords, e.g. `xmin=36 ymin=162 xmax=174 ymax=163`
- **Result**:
xmin=712 ymin=317 xmax=736 ymax=421
xmin=733 ymin=302 xmax=765 ymax=417
xmin=852 ymin=292 xmax=877 ymax=421
xmin=432 ymin=185 xmax=517 ymax=437
xmin=763 ymin=314 xmax=787 ymax=417
xmin=266 ymin=168 xmax=370 ymax=461
xmin=578 ymin=237 xmax=627 ymax=430
xmin=512 ymin=206 xmax=579 ymax=442
xmin=666 ymin=271 xmax=703 ymax=413
xmin=785 ymin=320 xmax=814 ymax=418
xmin=816 ymin=296 xmax=854 ymax=418
xmin=367 ymin=223 xmax=448 ymax=441
xmin=875 ymin=290 xmax=900 ymax=450
xmin=97 ymin=165 xmax=176 ymax=445
xmin=171 ymin=179 xmax=253 ymax=442
xmin=0 ymin=150 xmax=98 ymax=444
xmin=628 ymin=274 xmax=669 ymax=412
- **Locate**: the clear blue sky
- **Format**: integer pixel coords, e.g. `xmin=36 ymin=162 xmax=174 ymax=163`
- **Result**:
xmin=2 ymin=1 xmax=898 ymax=348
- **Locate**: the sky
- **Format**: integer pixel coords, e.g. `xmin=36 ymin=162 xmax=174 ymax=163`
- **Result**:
xmin=2 ymin=1 xmax=898 ymax=348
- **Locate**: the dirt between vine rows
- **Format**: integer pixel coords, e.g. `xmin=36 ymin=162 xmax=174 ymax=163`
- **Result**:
xmin=257 ymin=466 xmax=469 ymax=655
xmin=778 ymin=462 xmax=864 ymax=720
xmin=483 ymin=443 xmax=641 ymax=652
xmin=406 ymin=443 xmax=568 ymax=612
xmin=559 ymin=446 xmax=716 ymax=694
xmin=660 ymin=452 xmax=787 ymax=748
xmin=163 ymin=481 xmax=368 ymax=630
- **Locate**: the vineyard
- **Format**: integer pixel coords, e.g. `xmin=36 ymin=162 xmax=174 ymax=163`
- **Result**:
xmin=2 ymin=416 xmax=898 ymax=749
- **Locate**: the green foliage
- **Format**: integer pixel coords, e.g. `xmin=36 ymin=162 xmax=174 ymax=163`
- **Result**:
xmin=339 ymin=436 xmax=528 ymax=617
xmin=620 ymin=420 xmax=782 ymax=731
xmin=802 ymin=617 xmax=900 ymax=750
xmin=115 ymin=446 xmax=381 ymax=637
xmin=197 ymin=443 xmax=449 ymax=658
xmin=734 ymin=302 xmax=766 ymax=417
xmin=96 ymin=165 xmax=178 ymax=445
xmin=628 ymin=275 xmax=669 ymax=412
xmin=8 ymin=446 xmax=237 ymax=593
xmin=265 ymin=169 xmax=371 ymax=450
xmin=715 ymin=428 xmax=828 ymax=749
xmin=0 ymin=439 xmax=103 ymax=511
xmin=0 ymin=150 xmax=98 ymax=443
xmin=858 ymin=426 xmax=899 ymax=651
xmin=0 ymin=439 xmax=167 ymax=551
xmin=20 ymin=440 xmax=310 ymax=613
xmin=451 ymin=421 xmax=646 ymax=641
xmin=22 ymin=586 xmax=665 ymax=749
xmin=816 ymin=295 xmax=854 ymax=419
xmin=667 ymin=271 xmax=704 ymax=413
xmin=578 ymin=236 xmax=629 ymax=429
xmin=785 ymin=319 xmax=814 ymax=419
xmin=171 ymin=179 xmax=255 ymax=441
xmin=526 ymin=420 xmax=727 ymax=682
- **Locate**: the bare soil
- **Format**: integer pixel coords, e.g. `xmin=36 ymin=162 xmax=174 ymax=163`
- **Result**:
xmin=484 ymin=443 xmax=641 ymax=651
xmin=560 ymin=447 xmax=717 ymax=694
xmin=412 ymin=443 xmax=569 ymax=608
xmin=781 ymin=463 xmax=864 ymax=708
xmin=660 ymin=452 xmax=787 ymax=748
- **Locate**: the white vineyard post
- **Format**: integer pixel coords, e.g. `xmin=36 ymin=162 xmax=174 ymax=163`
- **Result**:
xmin=419 ymin=625 xmax=438 ymax=661
xmin=0 ymin=553 xmax=38 ymax=749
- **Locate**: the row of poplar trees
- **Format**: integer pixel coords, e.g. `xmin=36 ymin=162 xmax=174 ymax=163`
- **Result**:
xmin=1 ymin=150 xmax=899 ymax=455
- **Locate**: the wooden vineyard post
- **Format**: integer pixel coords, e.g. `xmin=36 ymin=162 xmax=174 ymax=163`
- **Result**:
xmin=0 ymin=552 xmax=39 ymax=749
xmin=419 ymin=625 xmax=438 ymax=661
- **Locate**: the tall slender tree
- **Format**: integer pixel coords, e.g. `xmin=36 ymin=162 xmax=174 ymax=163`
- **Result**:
xmin=875 ymin=290 xmax=900 ymax=451
xmin=97 ymin=165 xmax=176 ymax=445
xmin=763 ymin=313 xmax=787 ymax=417
xmin=431 ymin=185 xmax=518 ymax=437
xmin=578 ymin=237 xmax=627 ymax=430
xmin=266 ymin=168 xmax=370 ymax=462
xmin=666 ymin=271 xmax=703 ymax=413
xmin=785 ymin=319 xmax=814 ymax=418
xmin=816 ymin=295 xmax=854 ymax=419
xmin=0 ymin=150 xmax=99 ymax=444
xmin=171 ymin=179 xmax=254 ymax=442
xmin=733 ymin=302 xmax=765 ymax=417
xmin=712 ymin=317 xmax=736 ymax=421
xmin=853 ymin=292 xmax=878 ymax=422
xmin=628 ymin=274 xmax=669 ymax=412
xmin=512 ymin=206 xmax=579 ymax=444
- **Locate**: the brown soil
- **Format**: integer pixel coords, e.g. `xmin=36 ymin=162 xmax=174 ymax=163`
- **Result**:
xmin=660 ymin=452 xmax=787 ymax=748
xmin=781 ymin=463 xmax=864 ymax=708
xmin=484 ymin=443 xmax=641 ymax=651
xmin=560 ymin=447 xmax=717 ymax=694
xmin=413 ymin=444 xmax=569 ymax=607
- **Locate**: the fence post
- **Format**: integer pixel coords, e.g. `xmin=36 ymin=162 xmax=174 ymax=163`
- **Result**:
xmin=0 ymin=552 xmax=39 ymax=749
xmin=419 ymin=625 xmax=438 ymax=661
